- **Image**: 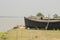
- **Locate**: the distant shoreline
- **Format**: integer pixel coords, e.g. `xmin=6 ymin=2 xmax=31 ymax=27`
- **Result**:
xmin=0 ymin=16 xmax=23 ymax=18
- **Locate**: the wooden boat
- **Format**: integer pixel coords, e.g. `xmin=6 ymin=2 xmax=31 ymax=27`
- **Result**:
xmin=24 ymin=16 xmax=60 ymax=30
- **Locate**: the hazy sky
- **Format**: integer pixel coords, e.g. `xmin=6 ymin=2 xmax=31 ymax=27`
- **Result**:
xmin=0 ymin=0 xmax=60 ymax=17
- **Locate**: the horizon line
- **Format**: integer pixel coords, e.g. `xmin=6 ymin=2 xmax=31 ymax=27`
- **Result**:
xmin=0 ymin=16 xmax=23 ymax=18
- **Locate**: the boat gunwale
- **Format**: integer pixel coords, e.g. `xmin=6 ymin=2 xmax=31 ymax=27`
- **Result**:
xmin=24 ymin=17 xmax=60 ymax=22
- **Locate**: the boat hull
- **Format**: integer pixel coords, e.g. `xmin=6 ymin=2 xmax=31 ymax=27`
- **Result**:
xmin=24 ymin=17 xmax=60 ymax=30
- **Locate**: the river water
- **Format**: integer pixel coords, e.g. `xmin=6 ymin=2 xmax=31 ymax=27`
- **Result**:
xmin=0 ymin=17 xmax=24 ymax=32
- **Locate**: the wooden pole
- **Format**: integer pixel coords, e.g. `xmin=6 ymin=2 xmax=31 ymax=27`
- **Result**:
xmin=45 ymin=14 xmax=50 ymax=30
